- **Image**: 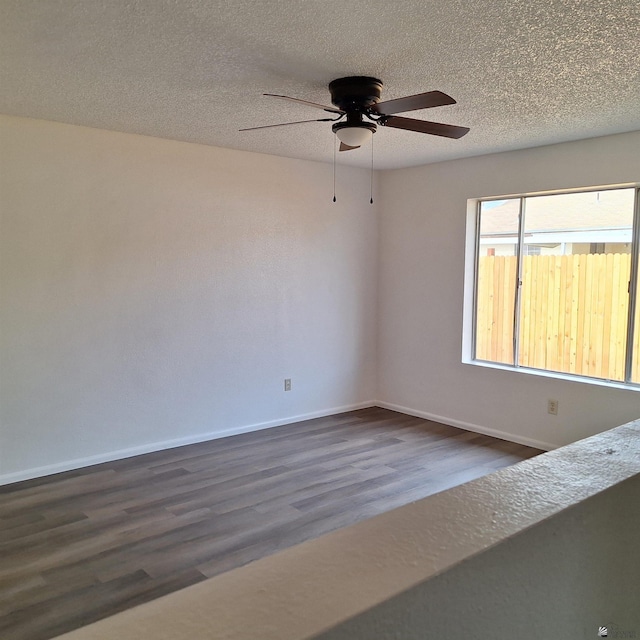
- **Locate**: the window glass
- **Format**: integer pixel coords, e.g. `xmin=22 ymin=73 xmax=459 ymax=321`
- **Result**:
xmin=519 ymin=190 xmax=634 ymax=381
xmin=475 ymin=199 xmax=519 ymax=365
xmin=472 ymin=187 xmax=638 ymax=385
xmin=632 ymin=274 xmax=640 ymax=384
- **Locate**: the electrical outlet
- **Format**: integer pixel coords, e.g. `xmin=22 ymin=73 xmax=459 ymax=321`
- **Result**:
xmin=284 ymin=378 xmax=292 ymax=392
xmin=548 ymin=399 xmax=558 ymax=415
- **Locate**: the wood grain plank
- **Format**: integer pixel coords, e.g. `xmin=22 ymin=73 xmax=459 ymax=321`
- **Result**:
xmin=0 ymin=407 xmax=541 ymax=640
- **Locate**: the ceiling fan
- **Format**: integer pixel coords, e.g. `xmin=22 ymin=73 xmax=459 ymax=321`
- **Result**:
xmin=240 ymin=76 xmax=470 ymax=151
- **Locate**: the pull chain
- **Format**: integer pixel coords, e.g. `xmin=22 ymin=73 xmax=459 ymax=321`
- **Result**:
xmin=369 ymin=134 xmax=374 ymax=204
xmin=333 ymin=134 xmax=337 ymax=203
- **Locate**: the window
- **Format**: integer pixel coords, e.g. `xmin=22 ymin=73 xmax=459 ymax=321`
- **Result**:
xmin=470 ymin=186 xmax=640 ymax=386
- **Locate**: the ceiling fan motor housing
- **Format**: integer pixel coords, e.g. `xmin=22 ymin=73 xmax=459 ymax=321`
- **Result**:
xmin=328 ymin=76 xmax=383 ymax=111
xmin=330 ymin=77 xmax=382 ymax=142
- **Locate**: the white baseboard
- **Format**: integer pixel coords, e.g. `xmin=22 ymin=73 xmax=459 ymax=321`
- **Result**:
xmin=375 ymin=401 xmax=557 ymax=452
xmin=0 ymin=400 xmax=553 ymax=487
xmin=0 ymin=400 xmax=376 ymax=487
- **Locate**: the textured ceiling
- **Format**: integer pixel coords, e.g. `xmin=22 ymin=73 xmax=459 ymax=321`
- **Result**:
xmin=1 ymin=0 xmax=639 ymax=169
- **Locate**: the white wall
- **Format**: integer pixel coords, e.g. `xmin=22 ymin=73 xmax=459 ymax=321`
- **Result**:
xmin=0 ymin=115 xmax=378 ymax=482
xmin=378 ymin=131 xmax=640 ymax=450
xmin=3 ymin=116 xmax=640 ymax=483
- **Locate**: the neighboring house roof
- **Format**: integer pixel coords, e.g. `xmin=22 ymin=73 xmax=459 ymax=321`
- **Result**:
xmin=482 ymin=229 xmax=632 ymax=246
xmin=480 ymin=188 xmax=635 ymax=237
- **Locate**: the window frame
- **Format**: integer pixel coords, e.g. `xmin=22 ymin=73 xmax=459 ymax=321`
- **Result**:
xmin=465 ymin=183 xmax=640 ymax=389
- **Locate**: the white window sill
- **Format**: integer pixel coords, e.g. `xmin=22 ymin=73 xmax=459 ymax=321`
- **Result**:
xmin=462 ymin=358 xmax=640 ymax=392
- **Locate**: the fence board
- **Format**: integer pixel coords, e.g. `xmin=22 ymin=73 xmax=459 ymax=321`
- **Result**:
xmin=475 ymin=253 xmax=632 ymax=381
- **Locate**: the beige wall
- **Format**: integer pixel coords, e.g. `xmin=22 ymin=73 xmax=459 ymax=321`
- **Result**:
xmin=0 ymin=115 xmax=378 ymax=482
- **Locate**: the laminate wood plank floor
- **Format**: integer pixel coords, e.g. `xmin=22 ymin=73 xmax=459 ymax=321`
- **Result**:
xmin=0 ymin=407 xmax=542 ymax=640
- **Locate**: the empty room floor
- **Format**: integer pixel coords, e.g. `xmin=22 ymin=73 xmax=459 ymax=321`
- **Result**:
xmin=0 ymin=407 xmax=542 ymax=640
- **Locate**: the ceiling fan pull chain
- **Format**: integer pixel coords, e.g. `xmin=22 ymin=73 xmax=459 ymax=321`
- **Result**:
xmin=333 ymin=134 xmax=337 ymax=203
xmin=370 ymin=135 xmax=374 ymax=204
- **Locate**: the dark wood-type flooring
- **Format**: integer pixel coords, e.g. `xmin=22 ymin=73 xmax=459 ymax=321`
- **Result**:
xmin=0 ymin=407 xmax=542 ymax=640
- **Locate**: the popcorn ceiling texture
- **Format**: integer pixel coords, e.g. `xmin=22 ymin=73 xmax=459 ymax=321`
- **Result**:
xmin=1 ymin=0 xmax=639 ymax=169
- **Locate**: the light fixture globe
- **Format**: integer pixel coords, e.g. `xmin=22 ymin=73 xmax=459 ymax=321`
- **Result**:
xmin=332 ymin=122 xmax=376 ymax=147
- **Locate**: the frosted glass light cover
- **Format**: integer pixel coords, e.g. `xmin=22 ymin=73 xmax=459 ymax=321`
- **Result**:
xmin=336 ymin=126 xmax=373 ymax=147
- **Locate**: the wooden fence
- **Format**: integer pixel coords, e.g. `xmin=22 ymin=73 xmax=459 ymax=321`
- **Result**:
xmin=475 ymin=253 xmax=640 ymax=382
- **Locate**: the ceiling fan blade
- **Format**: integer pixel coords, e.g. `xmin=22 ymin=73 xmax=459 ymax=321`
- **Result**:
xmin=339 ymin=142 xmax=360 ymax=152
xmin=239 ymin=118 xmax=334 ymax=132
xmin=373 ymin=90 xmax=457 ymax=116
xmin=382 ymin=116 xmax=470 ymax=139
xmin=264 ymin=93 xmax=344 ymax=114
